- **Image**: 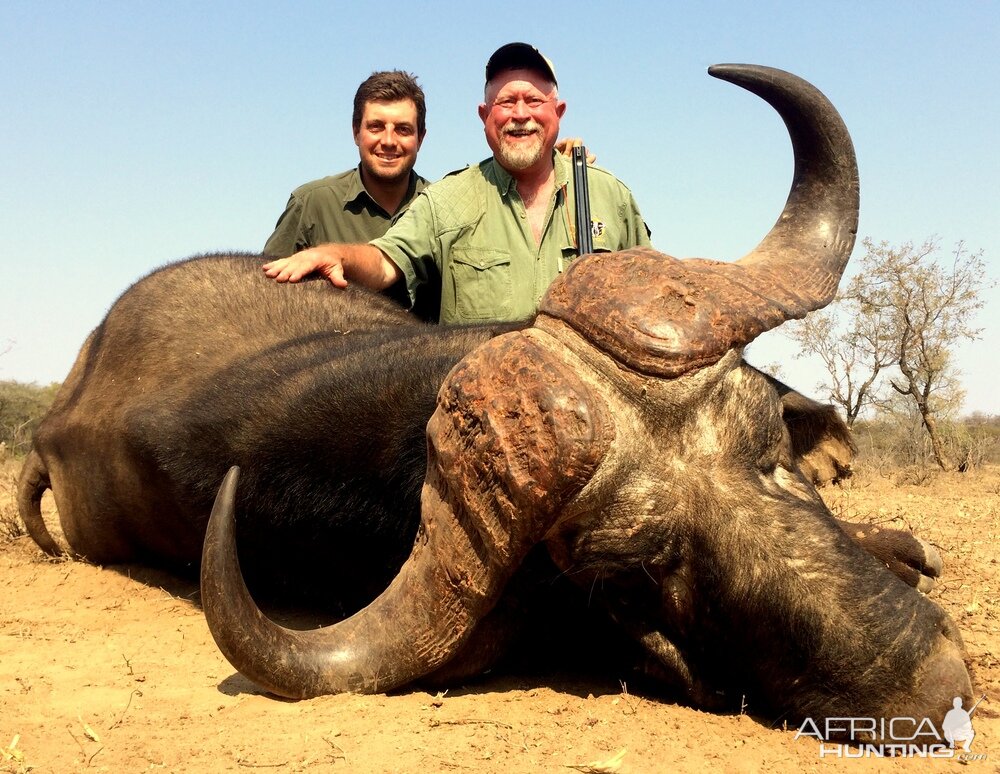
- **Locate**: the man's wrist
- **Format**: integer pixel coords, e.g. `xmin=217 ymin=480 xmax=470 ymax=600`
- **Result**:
xmin=338 ymin=245 xmax=398 ymax=290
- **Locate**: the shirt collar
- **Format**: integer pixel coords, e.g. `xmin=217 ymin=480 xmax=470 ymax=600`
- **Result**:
xmin=487 ymin=151 xmax=569 ymax=197
xmin=343 ymin=166 xmax=420 ymax=216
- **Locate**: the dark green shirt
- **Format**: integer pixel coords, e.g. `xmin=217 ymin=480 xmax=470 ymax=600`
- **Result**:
xmin=263 ymin=167 xmax=429 ymax=258
xmin=372 ymin=153 xmax=651 ymax=324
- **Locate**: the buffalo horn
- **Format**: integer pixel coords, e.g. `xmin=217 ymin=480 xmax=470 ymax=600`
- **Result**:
xmin=201 ymin=465 xmax=491 ymax=698
xmin=201 ymin=333 xmax=613 ymax=698
xmin=539 ymin=64 xmax=860 ymax=377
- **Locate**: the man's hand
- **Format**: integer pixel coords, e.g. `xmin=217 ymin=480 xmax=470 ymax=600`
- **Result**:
xmin=263 ymin=243 xmax=401 ymax=290
xmin=263 ymin=245 xmax=348 ymax=286
xmin=555 ymin=137 xmax=596 ymax=165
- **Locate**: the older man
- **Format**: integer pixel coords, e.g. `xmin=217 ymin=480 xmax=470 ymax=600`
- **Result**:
xmin=263 ymin=43 xmax=650 ymax=324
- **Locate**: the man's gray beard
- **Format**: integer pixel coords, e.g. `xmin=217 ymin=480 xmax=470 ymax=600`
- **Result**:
xmin=497 ymin=126 xmax=544 ymax=170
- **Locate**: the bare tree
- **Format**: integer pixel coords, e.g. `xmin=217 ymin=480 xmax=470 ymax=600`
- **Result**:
xmin=844 ymin=238 xmax=988 ymax=471
xmin=788 ymin=237 xmax=989 ymax=470
xmin=785 ymin=297 xmax=895 ymax=427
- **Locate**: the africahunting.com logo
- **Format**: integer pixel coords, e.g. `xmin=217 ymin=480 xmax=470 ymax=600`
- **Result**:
xmin=795 ymin=695 xmax=987 ymax=759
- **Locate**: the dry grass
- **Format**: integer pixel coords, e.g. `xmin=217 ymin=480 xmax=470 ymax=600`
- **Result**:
xmin=0 ymin=461 xmax=26 ymax=542
xmin=1 ymin=458 xmax=998 ymax=771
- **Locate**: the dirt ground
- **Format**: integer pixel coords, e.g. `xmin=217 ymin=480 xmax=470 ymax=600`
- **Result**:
xmin=1 ymin=459 xmax=998 ymax=774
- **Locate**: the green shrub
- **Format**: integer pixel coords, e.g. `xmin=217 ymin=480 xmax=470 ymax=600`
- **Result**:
xmin=0 ymin=380 xmax=60 ymax=455
xmin=852 ymin=414 xmax=1000 ymax=471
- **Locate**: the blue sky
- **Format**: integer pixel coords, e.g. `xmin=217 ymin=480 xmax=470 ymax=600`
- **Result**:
xmin=2 ymin=1 xmax=997 ymax=414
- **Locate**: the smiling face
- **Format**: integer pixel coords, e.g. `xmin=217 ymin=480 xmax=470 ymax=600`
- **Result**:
xmin=354 ymin=98 xmax=424 ymax=186
xmin=479 ymin=69 xmax=565 ymax=174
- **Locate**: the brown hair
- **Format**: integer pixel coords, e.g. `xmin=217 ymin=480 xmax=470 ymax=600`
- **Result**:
xmin=353 ymin=70 xmax=426 ymax=137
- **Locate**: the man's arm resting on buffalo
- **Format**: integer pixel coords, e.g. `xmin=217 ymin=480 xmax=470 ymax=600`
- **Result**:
xmin=262 ymin=244 xmax=402 ymax=290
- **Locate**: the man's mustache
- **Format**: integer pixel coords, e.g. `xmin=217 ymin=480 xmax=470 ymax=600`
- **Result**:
xmin=502 ymin=120 xmax=541 ymax=136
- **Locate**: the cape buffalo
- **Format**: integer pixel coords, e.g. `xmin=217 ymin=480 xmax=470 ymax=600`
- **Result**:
xmin=18 ymin=64 xmax=971 ymax=743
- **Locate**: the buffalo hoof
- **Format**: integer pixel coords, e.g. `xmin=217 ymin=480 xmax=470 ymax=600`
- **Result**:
xmin=836 ymin=518 xmax=942 ymax=592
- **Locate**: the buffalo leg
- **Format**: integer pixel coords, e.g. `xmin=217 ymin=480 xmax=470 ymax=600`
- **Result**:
xmin=836 ymin=518 xmax=942 ymax=592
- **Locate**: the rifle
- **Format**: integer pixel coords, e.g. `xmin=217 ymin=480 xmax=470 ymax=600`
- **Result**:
xmin=571 ymin=145 xmax=593 ymax=255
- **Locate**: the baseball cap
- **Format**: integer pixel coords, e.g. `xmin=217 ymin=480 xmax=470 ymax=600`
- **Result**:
xmin=485 ymin=43 xmax=558 ymax=87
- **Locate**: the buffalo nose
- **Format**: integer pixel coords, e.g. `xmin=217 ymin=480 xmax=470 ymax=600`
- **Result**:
xmin=879 ymin=630 xmax=973 ymax=746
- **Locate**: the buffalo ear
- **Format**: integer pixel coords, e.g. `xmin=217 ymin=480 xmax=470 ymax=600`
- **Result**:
xmin=760 ymin=370 xmax=854 ymax=486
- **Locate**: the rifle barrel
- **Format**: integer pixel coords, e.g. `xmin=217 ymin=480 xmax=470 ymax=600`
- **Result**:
xmin=572 ymin=146 xmax=593 ymax=255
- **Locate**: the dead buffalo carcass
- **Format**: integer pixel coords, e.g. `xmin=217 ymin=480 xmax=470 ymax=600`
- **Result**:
xmin=19 ymin=65 xmax=971 ymax=742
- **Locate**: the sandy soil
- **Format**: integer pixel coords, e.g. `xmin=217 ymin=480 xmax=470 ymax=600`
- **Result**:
xmin=1 ymin=461 xmax=997 ymax=773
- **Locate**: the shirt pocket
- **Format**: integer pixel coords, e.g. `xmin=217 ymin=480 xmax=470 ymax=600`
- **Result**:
xmin=449 ymin=248 xmax=513 ymax=321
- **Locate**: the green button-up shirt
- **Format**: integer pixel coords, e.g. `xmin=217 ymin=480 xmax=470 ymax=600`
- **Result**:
xmin=371 ymin=153 xmax=651 ymax=325
xmin=263 ymin=167 xmax=429 ymax=258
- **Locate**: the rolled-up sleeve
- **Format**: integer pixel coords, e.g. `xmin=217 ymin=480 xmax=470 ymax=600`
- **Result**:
xmin=370 ymin=193 xmax=439 ymax=307
xmin=263 ymin=193 xmax=308 ymax=258
xmin=626 ymin=190 xmax=652 ymax=248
